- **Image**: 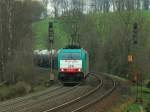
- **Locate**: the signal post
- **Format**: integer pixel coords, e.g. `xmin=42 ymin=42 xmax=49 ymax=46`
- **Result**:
xmin=48 ymin=21 xmax=54 ymax=83
xmin=128 ymin=22 xmax=143 ymax=103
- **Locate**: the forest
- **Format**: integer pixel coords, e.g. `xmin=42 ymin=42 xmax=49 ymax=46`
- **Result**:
xmin=0 ymin=0 xmax=149 ymax=111
xmin=0 ymin=0 xmax=150 ymax=84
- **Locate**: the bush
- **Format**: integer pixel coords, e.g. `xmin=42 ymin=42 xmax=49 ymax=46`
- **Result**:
xmin=0 ymin=87 xmax=14 ymax=101
xmin=145 ymin=103 xmax=150 ymax=112
xmin=0 ymin=81 xmax=32 ymax=101
xmin=9 ymin=86 xmax=16 ymax=97
xmin=14 ymin=81 xmax=32 ymax=95
xmin=146 ymin=81 xmax=150 ymax=88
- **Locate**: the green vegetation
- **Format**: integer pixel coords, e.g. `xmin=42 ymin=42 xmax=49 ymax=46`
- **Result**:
xmin=0 ymin=68 xmax=51 ymax=101
xmin=0 ymin=83 xmax=49 ymax=101
xmin=33 ymin=85 xmax=47 ymax=93
xmin=0 ymin=85 xmax=10 ymax=100
xmin=131 ymin=86 xmax=150 ymax=104
xmin=32 ymin=19 xmax=69 ymax=49
xmin=109 ymin=85 xmax=150 ymax=112
xmin=123 ymin=85 xmax=150 ymax=112
xmin=33 ymin=11 xmax=150 ymax=80
xmin=124 ymin=103 xmax=141 ymax=112
xmin=32 ymin=19 xmax=49 ymax=49
xmin=0 ymin=82 xmax=31 ymax=101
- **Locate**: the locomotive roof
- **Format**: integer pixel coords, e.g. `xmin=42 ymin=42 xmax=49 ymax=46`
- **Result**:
xmin=57 ymin=48 xmax=87 ymax=55
xmin=62 ymin=49 xmax=82 ymax=52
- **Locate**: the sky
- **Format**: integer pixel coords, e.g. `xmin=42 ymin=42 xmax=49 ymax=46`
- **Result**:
xmin=35 ymin=0 xmax=53 ymax=15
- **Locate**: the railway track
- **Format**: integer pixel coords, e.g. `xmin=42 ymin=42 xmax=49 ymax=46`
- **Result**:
xmin=15 ymin=74 xmax=98 ymax=112
xmin=0 ymin=85 xmax=61 ymax=106
xmin=43 ymin=72 xmax=116 ymax=112
xmin=0 ymin=83 xmax=83 ymax=112
xmin=0 ymin=74 xmax=98 ymax=112
xmin=0 ymin=85 xmax=62 ymax=111
xmin=72 ymin=72 xmax=116 ymax=112
xmin=0 ymin=72 xmax=116 ymax=112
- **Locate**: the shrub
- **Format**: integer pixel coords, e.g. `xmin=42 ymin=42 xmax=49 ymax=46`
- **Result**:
xmin=0 ymin=81 xmax=32 ymax=101
xmin=145 ymin=103 xmax=150 ymax=112
xmin=146 ymin=81 xmax=150 ymax=88
xmin=14 ymin=81 xmax=31 ymax=95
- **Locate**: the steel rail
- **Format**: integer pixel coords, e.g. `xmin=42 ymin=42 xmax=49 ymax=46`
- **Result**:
xmin=0 ymin=67 xmax=58 ymax=107
xmin=0 ymin=86 xmax=63 ymax=112
xmin=0 ymin=86 xmax=62 ymax=106
xmin=0 ymin=82 xmax=82 ymax=112
xmin=0 ymin=65 xmax=86 ymax=112
xmin=43 ymin=73 xmax=103 ymax=112
xmin=15 ymin=82 xmax=83 ymax=112
xmin=71 ymin=72 xmax=116 ymax=112
xmin=0 ymin=67 xmax=61 ymax=108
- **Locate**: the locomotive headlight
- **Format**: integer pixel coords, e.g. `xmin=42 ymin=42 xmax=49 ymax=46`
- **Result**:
xmin=78 ymin=68 xmax=81 ymax=72
xmin=60 ymin=68 xmax=64 ymax=72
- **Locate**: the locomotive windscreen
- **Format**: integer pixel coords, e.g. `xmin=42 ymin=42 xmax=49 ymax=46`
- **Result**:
xmin=62 ymin=53 xmax=81 ymax=60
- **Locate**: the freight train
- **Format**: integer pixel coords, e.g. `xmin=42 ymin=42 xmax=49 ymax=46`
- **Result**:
xmin=33 ymin=49 xmax=57 ymax=69
xmin=57 ymin=48 xmax=89 ymax=83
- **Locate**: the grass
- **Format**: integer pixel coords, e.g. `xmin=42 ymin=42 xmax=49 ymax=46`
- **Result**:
xmin=123 ymin=85 xmax=150 ymax=112
xmin=131 ymin=86 xmax=150 ymax=103
xmin=32 ymin=11 xmax=150 ymax=50
xmin=140 ymin=87 xmax=150 ymax=104
xmin=109 ymin=97 xmax=134 ymax=112
xmin=108 ymin=75 xmax=150 ymax=112
xmin=32 ymin=18 xmax=69 ymax=50
xmin=108 ymin=74 xmax=129 ymax=82
xmin=0 ymin=84 xmax=27 ymax=101
xmin=0 ymin=68 xmax=52 ymax=101
xmin=109 ymin=86 xmax=149 ymax=112
xmin=32 ymin=19 xmax=49 ymax=49
xmin=33 ymin=85 xmax=47 ymax=93
xmin=124 ymin=103 xmax=141 ymax=112
xmin=0 ymin=85 xmax=11 ymax=98
xmin=0 ymin=84 xmax=49 ymax=102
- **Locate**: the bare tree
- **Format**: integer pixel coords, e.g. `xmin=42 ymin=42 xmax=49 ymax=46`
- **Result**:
xmin=59 ymin=0 xmax=70 ymax=15
xmin=51 ymin=0 xmax=62 ymax=17
xmin=143 ymin=0 xmax=149 ymax=10
xmin=0 ymin=0 xmax=13 ymax=82
xmin=42 ymin=0 xmax=48 ymax=17
xmin=0 ymin=0 xmax=34 ymax=83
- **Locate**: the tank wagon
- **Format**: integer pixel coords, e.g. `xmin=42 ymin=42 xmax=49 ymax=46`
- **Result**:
xmin=33 ymin=49 xmax=57 ymax=69
xmin=57 ymin=48 xmax=89 ymax=83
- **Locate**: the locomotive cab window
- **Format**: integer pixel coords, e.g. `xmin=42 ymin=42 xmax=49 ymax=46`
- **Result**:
xmin=62 ymin=53 xmax=81 ymax=60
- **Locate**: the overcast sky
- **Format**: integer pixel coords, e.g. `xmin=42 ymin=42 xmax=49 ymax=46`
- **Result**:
xmin=36 ymin=0 xmax=53 ymax=14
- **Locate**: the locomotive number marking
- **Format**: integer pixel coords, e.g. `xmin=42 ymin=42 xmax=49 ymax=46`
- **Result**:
xmin=69 ymin=65 xmax=74 ymax=68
